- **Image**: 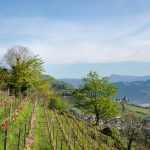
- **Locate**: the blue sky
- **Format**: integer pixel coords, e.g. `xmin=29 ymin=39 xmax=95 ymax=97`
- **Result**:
xmin=0 ymin=0 xmax=150 ymax=78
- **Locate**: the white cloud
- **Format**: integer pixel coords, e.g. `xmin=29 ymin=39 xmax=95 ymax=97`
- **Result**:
xmin=0 ymin=16 xmax=150 ymax=64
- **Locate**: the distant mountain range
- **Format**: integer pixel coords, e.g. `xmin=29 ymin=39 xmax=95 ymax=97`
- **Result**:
xmin=59 ymin=74 xmax=150 ymax=87
xmin=59 ymin=75 xmax=150 ymax=104
xmin=59 ymin=79 xmax=82 ymax=88
xmin=109 ymin=74 xmax=150 ymax=82
xmin=113 ymin=80 xmax=150 ymax=104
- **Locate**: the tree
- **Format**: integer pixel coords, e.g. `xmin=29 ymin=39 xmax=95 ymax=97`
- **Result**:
xmin=123 ymin=113 xmax=143 ymax=150
xmin=2 ymin=46 xmax=46 ymax=96
xmin=73 ymin=71 xmax=119 ymax=125
xmin=141 ymin=117 xmax=150 ymax=149
xmin=0 ymin=66 xmax=10 ymax=90
xmin=48 ymin=96 xmax=67 ymax=112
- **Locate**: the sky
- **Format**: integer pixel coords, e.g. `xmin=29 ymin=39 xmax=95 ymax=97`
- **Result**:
xmin=0 ymin=0 xmax=150 ymax=78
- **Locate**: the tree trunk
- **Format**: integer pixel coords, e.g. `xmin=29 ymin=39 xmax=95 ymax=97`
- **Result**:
xmin=95 ymin=114 xmax=99 ymax=125
xmin=127 ymin=140 xmax=133 ymax=150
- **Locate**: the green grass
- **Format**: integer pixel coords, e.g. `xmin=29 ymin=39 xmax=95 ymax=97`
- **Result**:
xmin=120 ymin=103 xmax=150 ymax=118
xmin=0 ymin=96 xmax=130 ymax=150
xmin=31 ymin=104 xmax=51 ymax=150
xmin=0 ymin=98 xmax=22 ymax=124
xmin=0 ymin=100 xmax=32 ymax=150
xmin=30 ymin=104 xmax=109 ymax=150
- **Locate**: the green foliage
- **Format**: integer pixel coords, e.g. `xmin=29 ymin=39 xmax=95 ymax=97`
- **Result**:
xmin=0 ymin=67 xmax=10 ymax=90
xmin=2 ymin=46 xmax=49 ymax=96
xmin=123 ymin=113 xmax=142 ymax=150
xmin=120 ymin=103 xmax=150 ymax=118
xmin=9 ymin=55 xmax=43 ymax=94
xmin=74 ymin=71 xmax=119 ymax=124
xmin=48 ymin=96 xmax=67 ymax=111
xmin=110 ymin=127 xmax=126 ymax=148
xmin=0 ymin=99 xmax=32 ymax=149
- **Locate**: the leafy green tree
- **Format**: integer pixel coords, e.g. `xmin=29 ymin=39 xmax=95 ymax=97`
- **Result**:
xmin=3 ymin=46 xmax=47 ymax=96
xmin=123 ymin=113 xmax=143 ymax=150
xmin=0 ymin=67 xmax=10 ymax=90
xmin=48 ymin=96 xmax=67 ymax=111
xmin=73 ymin=71 xmax=119 ymax=125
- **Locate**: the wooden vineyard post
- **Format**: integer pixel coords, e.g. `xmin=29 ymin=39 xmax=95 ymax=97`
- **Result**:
xmin=74 ymin=137 xmax=76 ymax=150
xmin=44 ymin=108 xmax=55 ymax=150
xmin=61 ymin=114 xmax=63 ymax=125
xmin=29 ymin=111 xmax=32 ymax=130
xmin=56 ymin=129 xmax=58 ymax=150
xmin=95 ymin=126 xmax=96 ymax=140
xmin=18 ymin=127 xmax=21 ymax=150
xmin=36 ymin=88 xmax=37 ymax=102
xmin=7 ymin=88 xmax=10 ymax=119
xmin=4 ymin=129 xmax=7 ymax=150
xmin=24 ymin=124 xmax=27 ymax=147
xmin=27 ymin=117 xmax=30 ymax=135
xmin=60 ymin=137 xmax=63 ymax=150
xmin=82 ymin=143 xmax=85 ymax=150
xmin=68 ymin=127 xmax=71 ymax=150
xmin=9 ymin=99 xmax=12 ymax=122
xmin=7 ymin=88 xmax=9 ymax=97
xmin=82 ymin=121 xmax=83 ymax=143
xmin=5 ymin=105 xmax=6 ymax=118
xmin=28 ymin=117 xmax=30 ymax=134
xmin=89 ymin=138 xmax=92 ymax=150
xmin=27 ymin=89 xmax=28 ymax=98
xmin=53 ymin=124 xmax=55 ymax=141
xmin=73 ymin=118 xmax=75 ymax=131
xmin=88 ymin=143 xmax=91 ymax=150
xmin=77 ymin=126 xmax=79 ymax=140
xmin=14 ymin=97 xmax=16 ymax=112
xmin=17 ymin=97 xmax=19 ymax=107
xmin=65 ymin=124 xmax=67 ymax=133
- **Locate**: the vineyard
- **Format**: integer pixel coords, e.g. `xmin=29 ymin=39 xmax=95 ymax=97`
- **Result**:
xmin=0 ymin=95 xmax=127 ymax=150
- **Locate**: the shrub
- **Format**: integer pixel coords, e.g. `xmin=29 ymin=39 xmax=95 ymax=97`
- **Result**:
xmin=48 ymin=96 xmax=67 ymax=111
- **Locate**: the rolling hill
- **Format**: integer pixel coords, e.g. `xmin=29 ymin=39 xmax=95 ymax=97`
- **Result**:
xmin=42 ymin=75 xmax=75 ymax=90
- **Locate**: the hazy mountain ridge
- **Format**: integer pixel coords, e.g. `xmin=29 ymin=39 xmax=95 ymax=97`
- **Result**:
xmin=59 ymin=75 xmax=150 ymax=104
xmin=113 ymin=79 xmax=150 ymax=104
xmin=109 ymin=74 xmax=150 ymax=82
xmin=59 ymin=78 xmax=82 ymax=88
xmin=59 ymin=74 xmax=150 ymax=87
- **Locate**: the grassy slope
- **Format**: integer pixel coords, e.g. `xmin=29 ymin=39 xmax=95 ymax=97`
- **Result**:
xmin=30 ymin=103 xmax=127 ymax=150
xmin=0 ymin=100 xmax=32 ymax=150
xmin=31 ymin=105 xmax=50 ymax=150
xmin=0 ymin=96 xmax=129 ymax=150
xmin=120 ymin=103 xmax=150 ymax=118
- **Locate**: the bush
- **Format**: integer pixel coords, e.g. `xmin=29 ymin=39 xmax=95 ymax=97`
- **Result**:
xmin=48 ymin=96 xmax=67 ymax=111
